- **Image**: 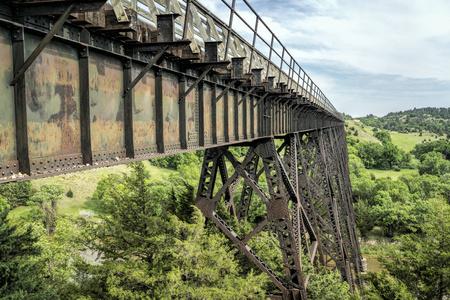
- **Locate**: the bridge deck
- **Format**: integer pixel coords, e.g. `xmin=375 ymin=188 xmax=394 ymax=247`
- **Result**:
xmin=0 ymin=0 xmax=342 ymax=183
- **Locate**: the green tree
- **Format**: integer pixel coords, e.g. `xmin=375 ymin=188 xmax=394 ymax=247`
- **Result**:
xmin=362 ymin=271 xmax=414 ymax=300
xmin=380 ymin=198 xmax=450 ymax=299
xmin=0 ymin=196 xmax=58 ymax=299
xmin=28 ymin=184 xmax=65 ymax=234
xmin=354 ymin=198 xmax=376 ymax=237
xmin=74 ymin=162 xmax=267 ymax=299
xmin=418 ymin=151 xmax=450 ymax=176
xmin=382 ymin=143 xmax=402 ymax=169
xmin=374 ymin=131 xmax=392 ymax=144
xmin=0 ymin=181 xmax=36 ymax=208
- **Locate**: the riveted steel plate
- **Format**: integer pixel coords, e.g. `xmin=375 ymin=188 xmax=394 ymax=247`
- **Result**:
xmin=89 ymin=51 xmax=125 ymax=161
xmin=132 ymin=64 xmax=157 ymax=157
xmin=203 ymin=83 xmax=212 ymax=145
xmin=186 ymin=78 xmax=198 ymax=148
xmin=238 ymin=91 xmax=244 ymax=139
xmin=0 ymin=26 xmax=18 ymax=178
xmin=247 ymin=95 xmax=252 ymax=137
xmin=215 ymin=87 xmax=224 ymax=143
xmin=25 ymin=34 xmax=81 ymax=170
xmin=162 ymin=72 xmax=179 ymax=150
xmin=228 ymin=90 xmax=235 ymax=142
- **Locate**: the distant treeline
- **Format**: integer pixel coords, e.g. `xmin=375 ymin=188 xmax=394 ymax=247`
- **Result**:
xmin=357 ymin=107 xmax=450 ymax=136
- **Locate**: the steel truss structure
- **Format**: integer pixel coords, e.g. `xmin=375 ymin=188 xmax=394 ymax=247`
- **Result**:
xmin=195 ymin=125 xmax=362 ymax=300
xmin=0 ymin=1 xmax=363 ymax=298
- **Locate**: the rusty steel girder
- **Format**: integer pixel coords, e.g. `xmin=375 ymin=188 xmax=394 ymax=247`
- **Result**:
xmin=0 ymin=0 xmax=361 ymax=298
xmin=195 ymin=126 xmax=363 ymax=300
xmin=0 ymin=0 xmax=343 ymax=183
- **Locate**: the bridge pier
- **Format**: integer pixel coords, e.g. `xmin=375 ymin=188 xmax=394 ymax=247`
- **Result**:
xmin=195 ymin=125 xmax=362 ymax=299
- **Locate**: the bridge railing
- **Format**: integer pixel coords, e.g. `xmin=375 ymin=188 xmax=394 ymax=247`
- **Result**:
xmin=115 ymin=0 xmax=339 ymax=116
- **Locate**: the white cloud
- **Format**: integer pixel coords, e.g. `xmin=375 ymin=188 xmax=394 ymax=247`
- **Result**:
xmin=196 ymin=0 xmax=450 ymax=116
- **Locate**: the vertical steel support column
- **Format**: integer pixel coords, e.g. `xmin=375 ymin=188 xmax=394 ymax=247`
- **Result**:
xmin=212 ymin=84 xmax=217 ymax=144
xmin=198 ymin=82 xmax=205 ymax=146
xmin=11 ymin=26 xmax=30 ymax=175
xmin=224 ymin=90 xmax=229 ymax=142
xmin=179 ymin=75 xmax=187 ymax=149
xmin=237 ymin=149 xmax=259 ymax=220
xmin=79 ymin=30 xmax=92 ymax=165
xmin=243 ymin=92 xmax=247 ymax=139
xmin=234 ymin=90 xmax=239 ymax=140
xmin=330 ymin=125 xmax=363 ymax=283
xmin=316 ymin=129 xmax=352 ymax=287
xmin=155 ymin=68 xmax=164 ymax=153
xmin=123 ymin=58 xmax=134 ymax=158
xmin=256 ymin=139 xmax=306 ymax=299
xmin=250 ymin=96 xmax=255 ymax=138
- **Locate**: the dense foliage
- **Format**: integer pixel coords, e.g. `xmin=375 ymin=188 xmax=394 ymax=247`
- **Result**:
xmin=347 ymin=132 xmax=412 ymax=170
xmin=0 ymin=196 xmax=58 ymax=299
xmin=3 ymin=113 xmax=450 ymax=299
xmin=359 ymin=107 xmax=450 ymax=136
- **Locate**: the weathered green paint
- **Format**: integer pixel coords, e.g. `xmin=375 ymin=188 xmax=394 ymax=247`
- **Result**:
xmin=25 ymin=34 xmax=81 ymax=162
xmin=216 ymin=87 xmax=224 ymax=143
xmin=0 ymin=27 xmax=17 ymax=167
xmin=162 ymin=72 xmax=179 ymax=148
xmin=89 ymin=51 xmax=125 ymax=160
xmin=186 ymin=78 xmax=197 ymax=148
xmin=132 ymin=64 xmax=156 ymax=156
xmin=203 ymin=84 xmax=212 ymax=145
xmin=238 ymin=92 xmax=244 ymax=139
xmin=228 ymin=90 xmax=234 ymax=141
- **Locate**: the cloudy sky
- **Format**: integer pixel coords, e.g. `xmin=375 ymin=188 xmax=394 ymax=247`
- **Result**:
xmin=201 ymin=0 xmax=450 ymax=117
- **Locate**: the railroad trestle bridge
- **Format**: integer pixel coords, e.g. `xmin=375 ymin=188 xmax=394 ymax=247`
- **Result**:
xmin=0 ymin=0 xmax=363 ymax=298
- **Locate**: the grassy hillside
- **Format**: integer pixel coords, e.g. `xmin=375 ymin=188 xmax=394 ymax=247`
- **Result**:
xmin=344 ymin=119 xmax=442 ymax=179
xmin=345 ymin=119 xmax=439 ymax=152
xmin=10 ymin=161 xmax=177 ymax=219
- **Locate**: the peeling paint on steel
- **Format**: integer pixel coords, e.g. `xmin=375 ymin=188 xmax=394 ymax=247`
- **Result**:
xmin=247 ymin=96 xmax=251 ymax=136
xmin=203 ymin=84 xmax=212 ymax=145
xmin=228 ymin=90 xmax=234 ymax=141
xmin=0 ymin=27 xmax=16 ymax=163
xmin=238 ymin=91 xmax=244 ymax=139
xmin=132 ymin=65 xmax=156 ymax=155
xmin=215 ymin=87 xmax=224 ymax=143
xmin=162 ymin=72 xmax=179 ymax=147
xmin=186 ymin=78 xmax=197 ymax=147
xmin=25 ymin=34 xmax=81 ymax=160
xmin=89 ymin=51 xmax=125 ymax=154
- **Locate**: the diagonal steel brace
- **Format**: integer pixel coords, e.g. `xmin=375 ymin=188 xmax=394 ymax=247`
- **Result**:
xmin=214 ymin=79 xmax=237 ymax=103
xmin=10 ymin=5 xmax=75 ymax=86
xmin=123 ymin=46 xmax=167 ymax=98
xmin=237 ymin=86 xmax=257 ymax=106
xmin=179 ymin=66 xmax=213 ymax=103
xmin=252 ymin=92 xmax=270 ymax=108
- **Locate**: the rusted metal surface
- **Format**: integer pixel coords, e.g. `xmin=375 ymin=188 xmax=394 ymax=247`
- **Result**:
xmin=25 ymin=34 xmax=81 ymax=174
xmin=195 ymin=131 xmax=362 ymax=299
xmin=132 ymin=64 xmax=157 ymax=158
xmin=215 ymin=87 xmax=224 ymax=143
xmin=238 ymin=92 xmax=244 ymax=139
xmin=185 ymin=77 xmax=198 ymax=148
xmin=162 ymin=72 xmax=179 ymax=151
xmin=89 ymin=51 xmax=126 ymax=163
xmin=203 ymin=83 xmax=212 ymax=145
xmin=0 ymin=0 xmax=343 ymax=182
xmin=0 ymin=3 xmax=361 ymax=298
xmin=228 ymin=90 xmax=235 ymax=142
xmin=0 ymin=26 xmax=19 ymax=179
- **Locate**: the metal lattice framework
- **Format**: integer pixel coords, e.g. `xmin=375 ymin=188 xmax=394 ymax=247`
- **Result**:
xmin=196 ymin=126 xmax=362 ymax=299
xmin=0 ymin=1 xmax=362 ymax=299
